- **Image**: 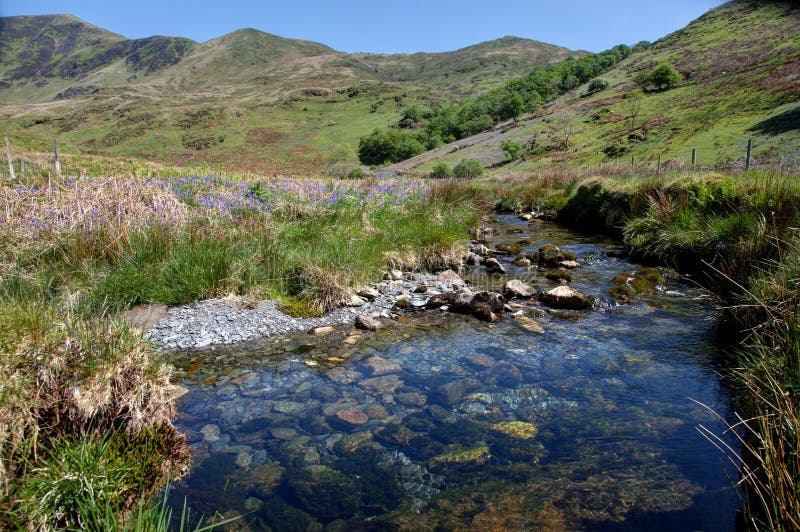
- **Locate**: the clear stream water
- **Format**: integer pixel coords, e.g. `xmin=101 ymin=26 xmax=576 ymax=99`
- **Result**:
xmin=167 ymin=216 xmax=740 ymax=530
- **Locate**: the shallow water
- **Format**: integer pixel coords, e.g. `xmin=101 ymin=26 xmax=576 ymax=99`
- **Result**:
xmin=167 ymin=216 xmax=740 ymax=530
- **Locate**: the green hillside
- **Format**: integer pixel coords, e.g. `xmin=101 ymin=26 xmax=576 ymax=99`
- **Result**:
xmin=394 ymin=0 xmax=800 ymax=175
xmin=0 ymin=14 xmax=584 ymax=174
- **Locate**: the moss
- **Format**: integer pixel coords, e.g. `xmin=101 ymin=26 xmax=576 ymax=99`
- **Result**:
xmin=278 ymin=296 xmax=324 ymax=318
xmin=496 ymin=243 xmax=523 ymax=255
xmin=608 ymin=269 xmax=665 ymax=302
xmin=430 ymin=445 xmax=491 ymax=466
xmin=544 ymin=269 xmax=572 ymax=282
xmin=490 ymin=421 xmax=538 ymax=440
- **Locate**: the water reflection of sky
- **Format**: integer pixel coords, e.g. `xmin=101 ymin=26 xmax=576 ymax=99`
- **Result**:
xmin=167 ymin=218 xmax=739 ymax=531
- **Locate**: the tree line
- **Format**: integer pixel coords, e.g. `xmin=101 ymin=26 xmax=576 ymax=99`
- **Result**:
xmin=358 ymin=42 xmax=650 ymax=166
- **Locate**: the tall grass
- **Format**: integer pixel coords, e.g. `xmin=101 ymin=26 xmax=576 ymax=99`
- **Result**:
xmin=0 ymin=172 xmax=481 ymax=527
xmin=482 ymin=167 xmax=800 ymax=528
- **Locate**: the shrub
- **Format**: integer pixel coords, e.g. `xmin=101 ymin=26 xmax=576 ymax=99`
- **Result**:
xmin=358 ymin=129 xmax=425 ymax=166
xmin=430 ymin=162 xmax=453 ymax=179
xmin=500 ymin=139 xmax=523 ymax=161
xmin=587 ymin=78 xmax=609 ymax=94
xmin=636 ymin=62 xmax=681 ymax=92
xmin=453 ymin=159 xmax=485 ymax=179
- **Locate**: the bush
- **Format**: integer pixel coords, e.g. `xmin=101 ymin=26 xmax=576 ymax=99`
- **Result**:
xmin=636 ymin=62 xmax=681 ymax=92
xmin=358 ymin=129 xmax=425 ymax=166
xmin=587 ymin=78 xmax=609 ymax=94
xmin=453 ymin=159 xmax=485 ymax=179
xmin=500 ymin=139 xmax=523 ymax=161
xmin=430 ymin=162 xmax=453 ymax=179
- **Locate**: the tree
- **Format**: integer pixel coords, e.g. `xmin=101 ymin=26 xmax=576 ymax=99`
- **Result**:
xmin=430 ymin=162 xmax=453 ymax=179
xmin=636 ymin=62 xmax=681 ymax=92
xmin=453 ymin=159 xmax=484 ymax=179
xmin=358 ymin=129 xmax=425 ymax=166
xmin=555 ymin=111 xmax=578 ymax=150
xmin=622 ymin=90 xmax=644 ymax=127
xmin=500 ymin=139 xmax=523 ymax=161
xmin=587 ymin=78 xmax=609 ymax=94
xmin=496 ymin=92 xmax=525 ymax=123
xmin=649 ymin=62 xmax=681 ymax=91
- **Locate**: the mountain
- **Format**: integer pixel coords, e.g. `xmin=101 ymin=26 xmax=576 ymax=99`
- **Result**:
xmin=0 ymin=14 xmax=583 ymax=174
xmin=392 ymin=0 xmax=800 ymax=174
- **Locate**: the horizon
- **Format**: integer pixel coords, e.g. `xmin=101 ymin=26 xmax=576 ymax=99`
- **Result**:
xmin=0 ymin=0 xmax=725 ymax=54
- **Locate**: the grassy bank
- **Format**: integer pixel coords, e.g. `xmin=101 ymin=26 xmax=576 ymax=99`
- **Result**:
xmin=470 ymin=167 xmax=800 ymax=529
xmin=0 ymin=173 xmax=479 ymax=527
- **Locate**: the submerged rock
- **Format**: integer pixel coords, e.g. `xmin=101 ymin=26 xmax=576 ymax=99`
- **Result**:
xmin=360 ymin=375 xmax=404 ymax=395
xmin=363 ymin=356 xmax=402 ymax=376
xmin=512 ymin=256 xmax=532 ymax=268
xmin=516 ymin=315 xmax=545 ymax=333
xmin=430 ymin=445 xmax=491 ymax=466
xmin=538 ymin=286 xmax=593 ymax=310
xmin=490 ymin=421 xmax=539 ymax=439
xmin=335 ymin=408 xmax=369 ymax=426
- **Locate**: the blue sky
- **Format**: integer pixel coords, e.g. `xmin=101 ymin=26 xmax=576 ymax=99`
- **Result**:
xmin=0 ymin=0 xmax=726 ymax=53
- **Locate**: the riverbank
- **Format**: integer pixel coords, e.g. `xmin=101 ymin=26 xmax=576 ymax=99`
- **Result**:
xmin=470 ymin=167 xmax=800 ymax=529
xmin=0 ymin=174 xmax=478 ymax=527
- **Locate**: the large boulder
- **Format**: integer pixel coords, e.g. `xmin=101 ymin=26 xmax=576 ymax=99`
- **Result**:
xmin=537 ymin=286 xmax=593 ymax=310
xmin=503 ymin=279 xmax=535 ymax=298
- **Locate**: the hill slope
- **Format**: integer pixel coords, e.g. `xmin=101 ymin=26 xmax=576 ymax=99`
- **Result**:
xmin=394 ymin=0 xmax=800 ymax=174
xmin=0 ymin=14 xmax=582 ymax=173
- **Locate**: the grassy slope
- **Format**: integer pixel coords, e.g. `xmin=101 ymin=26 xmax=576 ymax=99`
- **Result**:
xmin=399 ymin=0 xmax=800 ymax=175
xmin=0 ymin=15 xmax=581 ymax=174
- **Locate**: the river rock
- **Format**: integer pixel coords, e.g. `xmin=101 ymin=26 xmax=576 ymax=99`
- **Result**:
xmin=512 ymin=256 xmax=532 ymax=267
xmin=448 ymin=290 xmax=475 ymax=314
xmin=538 ymin=286 xmax=593 ymax=310
xmin=464 ymin=353 xmax=496 ymax=368
xmin=397 ymin=392 xmax=428 ymax=407
xmin=560 ymin=260 xmax=581 ymax=269
xmin=360 ymin=374 xmax=404 ymax=395
xmin=357 ymin=286 xmax=380 ymax=300
xmin=496 ymin=243 xmax=522 ymax=255
xmin=287 ymin=465 xmax=361 ymax=521
xmin=355 ymin=314 xmax=384 ymax=331
xmin=470 ymin=243 xmax=490 ymax=256
xmin=484 ymin=258 xmax=506 ymax=274
xmin=425 ymin=292 xmax=457 ymax=309
xmin=472 ymin=304 xmax=500 ymax=323
xmin=310 ymin=326 xmax=336 ymax=335
xmin=366 ymin=404 xmax=390 ymax=420
xmin=471 ymin=291 xmax=506 ymax=311
xmin=364 ymin=356 xmax=402 ymax=376
xmin=344 ymin=293 xmax=367 ymax=307
xmin=436 ymin=269 xmax=465 ymax=286
xmin=200 ymin=424 xmax=221 ymax=442
xmin=335 ymin=408 xmax=369 ymax=426
xmin=504 ymin=279 xmax=535 ymax=298
xmin=466 ymin=253 xmax=483 ymax=266
xmin=516 ymin=315 xmax=545 ymax=333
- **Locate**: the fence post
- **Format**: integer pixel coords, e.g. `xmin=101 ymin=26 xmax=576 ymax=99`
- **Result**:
xmin=630 ymin=155 xmax=635 ymax=170
xmin=657 ymin=153 xmax=662 ymax=174
xmin=54 ymin=139 xmax=62 ymax=177
xmin=691 ymin=148 xmax=697 ymax=168
xmin=745 ymin=139 xmax=752 ymax=171
xmin=4 ymin=137 xmax=15 ymax=180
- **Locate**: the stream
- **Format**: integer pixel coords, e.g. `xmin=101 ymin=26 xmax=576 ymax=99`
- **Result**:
xmin=167 ymin=216 xmax=740 ymax=530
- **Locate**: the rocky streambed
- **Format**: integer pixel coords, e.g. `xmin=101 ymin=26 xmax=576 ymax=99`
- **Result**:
xmin=164 ymin=216 xmax=741 ymax=530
